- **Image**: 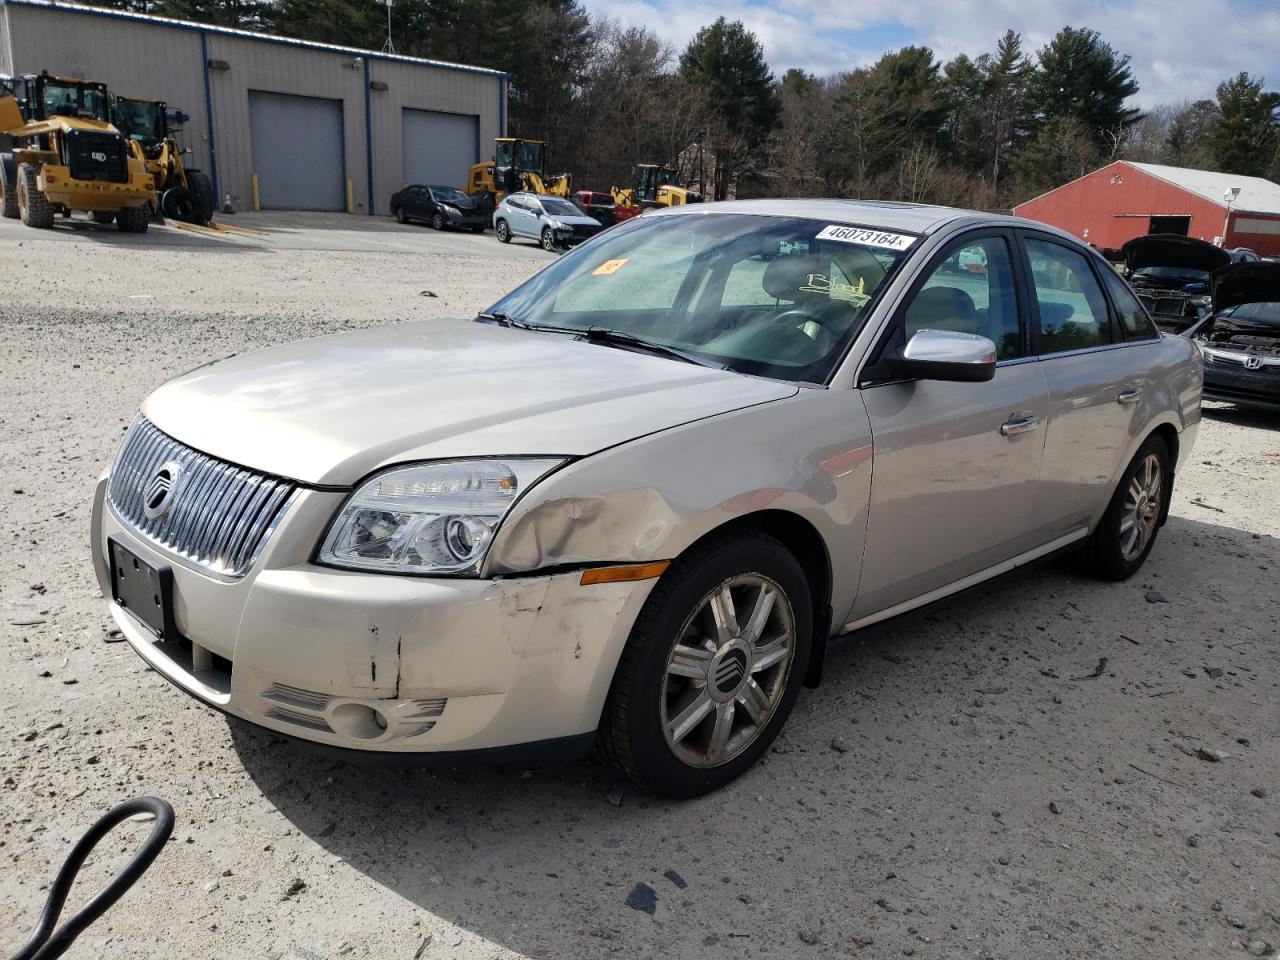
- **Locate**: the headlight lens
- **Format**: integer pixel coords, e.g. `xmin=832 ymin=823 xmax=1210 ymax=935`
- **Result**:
xmin=440 ymin=204 xmax=460 ymax=218
xmin=318 ymin=459 xmax=563 ymax=575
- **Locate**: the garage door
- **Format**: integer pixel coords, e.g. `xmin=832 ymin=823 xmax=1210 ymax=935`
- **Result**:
xmin=248 ymin=91 xmax=345 ymax=211
xmin=402 ymin=109 xmax=478 ymax=190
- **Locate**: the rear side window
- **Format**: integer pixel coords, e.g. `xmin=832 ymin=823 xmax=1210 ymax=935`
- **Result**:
xmin=1025 ymin=238 xmax=1113 ymax=353
xmin=1100 ymin=268 xmax=1158 ymax=339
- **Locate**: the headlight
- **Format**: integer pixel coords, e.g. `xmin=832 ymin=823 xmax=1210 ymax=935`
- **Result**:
xmin=440 ymin=204 xmax=460 ymax=218
xmin=318 ymin=459 xmax=564 ymax=575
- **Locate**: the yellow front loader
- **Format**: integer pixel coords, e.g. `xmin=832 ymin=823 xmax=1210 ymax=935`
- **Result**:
xmin=0 ymin=71 xmax=155 ymax=231
xmin=114 ymin=95 xmax=214 ymax=225
xmin=464 ymin=137 xmax=571 ymax=202
xmin=611 ymin=163 xmax=702 ymax=209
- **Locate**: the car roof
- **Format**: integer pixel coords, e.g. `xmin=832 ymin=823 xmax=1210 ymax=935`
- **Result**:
xmin=647 ymin=197 xmax=1048 ymax=237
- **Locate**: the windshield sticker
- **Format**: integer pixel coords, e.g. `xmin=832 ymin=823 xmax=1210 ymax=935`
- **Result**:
xmin=816 ymin=225 xmax=916 ymax=251
xmin=592 ymin=258 xmax=630 ymax=276
xmin=799 ymin=272 xmax=870 ymax=305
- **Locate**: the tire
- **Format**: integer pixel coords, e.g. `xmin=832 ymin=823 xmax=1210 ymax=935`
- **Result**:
xmin=16 ymin=163 xmax=53 ymax=229
xmin=495 ymin=219 xmax=510 ymax=243
xmin=597 ymin=530 xmax=813 ymax=798
xmin=431 ymin=211 xmax=445 ymax=230
xmin=115 ymin=204 xmax=149 ymax=234
xmin=161 ymin=186 xmax=194 ymax=222
xmin=394 ymin=205 xmax=408 ymax=225
xmin=1076 ymin=434 xmax=1171 ymax=581
xmin=0 ymin=154 xmax=17 ymax=219
xmin=541 ymin=226 xmax=557 ymax=252
xmin=91 ymin=211 xmax=116 ymax=224
xmin=186 ymin=170 xmax=215 ymax=224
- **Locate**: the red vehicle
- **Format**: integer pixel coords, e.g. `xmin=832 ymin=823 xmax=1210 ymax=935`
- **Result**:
xmin=572 ymin=190 xmax=641 ymax=228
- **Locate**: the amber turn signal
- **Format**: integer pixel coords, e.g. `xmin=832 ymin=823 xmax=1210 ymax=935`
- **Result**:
xmin=579 ymin=561 xmax=671 ymax=585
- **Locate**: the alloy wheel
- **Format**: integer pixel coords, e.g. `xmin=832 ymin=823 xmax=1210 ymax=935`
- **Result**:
xmin=1120 ymin=453 xmax=1162 ymax=561
xmin=660 ymin=574 xmax=795 ymax=768
xmin=432 ymin=212 xmax=444 ymax=230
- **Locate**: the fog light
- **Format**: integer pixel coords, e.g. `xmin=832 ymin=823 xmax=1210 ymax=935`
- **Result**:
xmin=329 ymin=702 xmax=388 ymax=740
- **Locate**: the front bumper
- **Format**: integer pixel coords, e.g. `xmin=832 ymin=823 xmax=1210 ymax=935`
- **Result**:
xmin=91 ymin=478 xmax=655 ymax=756
xmin=1202 ymin=362 xmax=1280 ymax=411
xmin=38 ymin=164 xmax=154 ymax=212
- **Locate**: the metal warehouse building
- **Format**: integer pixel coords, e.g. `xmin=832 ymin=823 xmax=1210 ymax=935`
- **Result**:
xmin=0 ymin=0 xmax=506 ymax=214
xmin=1014 ymin=160 xmax=1280 ymax=258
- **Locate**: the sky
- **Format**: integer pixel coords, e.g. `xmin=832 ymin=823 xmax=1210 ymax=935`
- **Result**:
xmin=581 ymin=0 xmax=1280 ymax=107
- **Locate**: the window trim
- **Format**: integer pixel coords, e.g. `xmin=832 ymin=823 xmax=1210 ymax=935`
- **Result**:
xmin=859 ymin=227 xmax=1028 ymax=387
xmin=1097 ymin=259 xmax=1161 ymax=342
xmin=1015 ymin=229 xmax=1124 ymax=357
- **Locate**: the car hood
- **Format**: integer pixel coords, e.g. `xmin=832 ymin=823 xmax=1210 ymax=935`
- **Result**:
xmin=1123 ymin=234 xmax=1232 ymax=273
xmin=547 ymin=214 xmax=600 ymax=227
xmin=442 ymin=196 xmax=481 ymax=212
xmin=1212 ymin=261 xmax=1280 ymax=312
xmin=143 ymin=320 xmax=797 ymax=486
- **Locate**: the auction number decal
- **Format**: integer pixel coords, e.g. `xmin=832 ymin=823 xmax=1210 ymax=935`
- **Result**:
xmin=816 ymin=225 xmax=917 ymax=251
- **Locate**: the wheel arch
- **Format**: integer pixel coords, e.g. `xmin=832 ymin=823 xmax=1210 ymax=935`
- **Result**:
xmin=663 ymin=509 xmax=834 ymax=689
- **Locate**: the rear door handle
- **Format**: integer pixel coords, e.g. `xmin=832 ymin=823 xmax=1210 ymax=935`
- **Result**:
xmin=1000 ymin=415 xmax=1039 ymax=437
xmin=1117 ymin=388 xmax=1144 ymax=405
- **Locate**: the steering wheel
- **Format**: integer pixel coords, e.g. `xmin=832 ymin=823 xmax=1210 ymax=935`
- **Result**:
xmin=769 ymin=307 xmax=843 ymax=336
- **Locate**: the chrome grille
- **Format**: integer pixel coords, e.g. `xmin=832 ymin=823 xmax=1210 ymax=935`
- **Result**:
xmin=106 ymin=416 xmax=296 ymax=578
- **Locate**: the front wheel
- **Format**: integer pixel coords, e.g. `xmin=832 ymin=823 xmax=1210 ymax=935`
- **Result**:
xmin=540 ymin=226 xmax=558 ymax=252
xmin=598 ymin=530 xmax=812 ymax=798
xmin=431 ymin=211 xmax=445 ymax=230
xmin=495 ymin=219 xmax=510 ymax=243
xmin=1077 ymin=434 xmax=1171 ymax=580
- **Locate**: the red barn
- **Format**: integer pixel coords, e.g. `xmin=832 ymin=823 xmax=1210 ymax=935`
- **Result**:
xmin=1014 ymin=161 xmax=1280 ymax=258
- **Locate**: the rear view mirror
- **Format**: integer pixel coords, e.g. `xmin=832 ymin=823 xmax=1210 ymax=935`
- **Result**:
xmin=889 ymin=329 xmax=997 ymax=383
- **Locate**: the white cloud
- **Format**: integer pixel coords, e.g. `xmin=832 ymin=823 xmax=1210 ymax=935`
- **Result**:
xmin=582 ymin=0 xmax=1280 ymax=106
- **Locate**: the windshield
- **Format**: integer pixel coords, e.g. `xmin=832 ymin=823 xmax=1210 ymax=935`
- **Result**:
xmin=517 ymin=141 xmax=545 ymax=174
xmin=541 ymin=198 xmax=581 ymax=218
xmin=42 ymin=80 xmax=109 ymax=122
xmin=429 ymin=186 xmax=467 ymax=202
xmin=487 ymin=213 xmax=914 ymax=383
xmin=1213 ymin=301 xmax=1280 ymax=331
xmin=1132 ymin=265 xmax=1210 ymax=284
xmin=114 ymin=99 xmax=164 ymax=146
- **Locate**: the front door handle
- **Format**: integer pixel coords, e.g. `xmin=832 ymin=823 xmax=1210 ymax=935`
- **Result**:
xmin=1000 ymin=415 xmax=1039 ymax=437
xmin=1117 ymin=388 xmax=1144 ymax=405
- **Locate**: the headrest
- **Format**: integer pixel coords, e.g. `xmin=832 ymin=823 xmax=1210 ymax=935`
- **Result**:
xmin=762 ymin=256 xmax=825 ymax=301
xmin=909 ymin=286 xmax=976 ymax=321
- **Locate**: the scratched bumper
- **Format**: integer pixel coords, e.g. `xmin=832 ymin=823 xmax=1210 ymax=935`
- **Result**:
xmin=91 ymin=478 xmax=655 ymax=754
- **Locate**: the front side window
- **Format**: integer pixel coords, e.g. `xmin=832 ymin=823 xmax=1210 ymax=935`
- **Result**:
xmin=1025 ymin=238 xmax=1113 ymax=353
xmin=1100 ymin=268 xmax=1157 ymax=339
xmin=902 ymin=235 xmax=1023 ymax=360
xmin=487 ymin=214 xmax=914 ymax=383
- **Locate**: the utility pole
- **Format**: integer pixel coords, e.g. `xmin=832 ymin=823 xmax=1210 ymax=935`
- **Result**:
xmin=381 ymin=0 xmax=394 ymax=54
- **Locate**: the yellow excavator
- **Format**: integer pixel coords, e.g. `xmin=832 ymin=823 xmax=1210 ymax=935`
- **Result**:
xmin=611 ymin=163 xmax=703 ymax=208
xmin=464 ymin=137 xmax=571 ymax=201
xmin=0 ymin=71 xmax=155 ymax=231
xmin=114 ymin=95 xmax=214 ymax=225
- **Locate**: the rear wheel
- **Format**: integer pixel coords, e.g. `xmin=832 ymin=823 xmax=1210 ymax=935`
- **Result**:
xmin=0 ymin=154 xmax=17 ymax=219
xmin=394 ymin=205 xmax=408 ymax=224
xmin=598 ymin=530 xmax=812 ymax=798
xmin=91 ymin=211 xmax=116 ymax=224
xmin=431 ymin=211 xmax=445 ymax=230
xmin=116 ymin=204 xmax=149 ymax=234
xmin=495 ymin=219 xmax=510 ymax=243
xmin=1077 ymin=435 xmax=1171 ymax=580
xmin=186 ymin=170 xmax=215 ymax=224
xmin=17 ymin=163 xmax=53 ymax=229
xmin=161 ymin=186 xmax=195 ymax=222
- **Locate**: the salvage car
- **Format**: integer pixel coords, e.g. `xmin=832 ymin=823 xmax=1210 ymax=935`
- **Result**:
xmin=572 ymin=190 xmax=642 ymax=228
xmin=1186 ymin=261 xmax=1280 ymax=411
xmin=1122 ymin=233 xmax=1231 ymax=332
xmin=92 ymin=200 xmax=1201 ymax=797
xmin=494 ymin=192 xmax=601 ymax=250
xmin=389 ymin=184 xmax=487 ymax=232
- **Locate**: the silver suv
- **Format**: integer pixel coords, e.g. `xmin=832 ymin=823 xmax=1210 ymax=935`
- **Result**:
xmin=493 ymin=192 xmax=601 ymax=250
xmin=93 ymin=200 xmax=1201 ymax=797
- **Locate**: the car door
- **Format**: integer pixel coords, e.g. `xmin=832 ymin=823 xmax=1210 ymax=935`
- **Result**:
xmin=402 ymin=186 xmax=424 ymax=219
xmin=851 ymin=229 xmax=1050 ymax=621
xmin=507 ymin=195 xmax=533 ymax=237
xmin=1018 ymin=231 xmax=1163 ymax=540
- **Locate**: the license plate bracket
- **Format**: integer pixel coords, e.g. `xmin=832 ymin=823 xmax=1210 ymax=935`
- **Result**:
xmin=109 ymin=538 xmax=176 ymax=640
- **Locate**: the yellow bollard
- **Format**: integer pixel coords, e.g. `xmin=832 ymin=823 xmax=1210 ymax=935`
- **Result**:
xmin=346 ymin=179 xmax=354 ymax=215
xmin=251 ymin=173 xmax=261 ymax=212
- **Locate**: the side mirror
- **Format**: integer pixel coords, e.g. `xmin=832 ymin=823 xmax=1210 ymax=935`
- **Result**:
xmin=889 ymin=329 xmax=997 ymax=383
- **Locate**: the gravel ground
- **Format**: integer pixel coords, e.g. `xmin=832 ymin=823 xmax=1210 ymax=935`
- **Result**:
xmin=1 ymin=213 xmax=1278 ymax=960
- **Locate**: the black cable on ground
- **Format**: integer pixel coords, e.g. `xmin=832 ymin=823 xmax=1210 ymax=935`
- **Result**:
xmin=8 ymin=795 xmax=175 ymax=960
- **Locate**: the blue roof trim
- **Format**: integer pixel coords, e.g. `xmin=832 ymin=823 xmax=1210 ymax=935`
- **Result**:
xmin=1 ymin=0 xmax=509 ymax=80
